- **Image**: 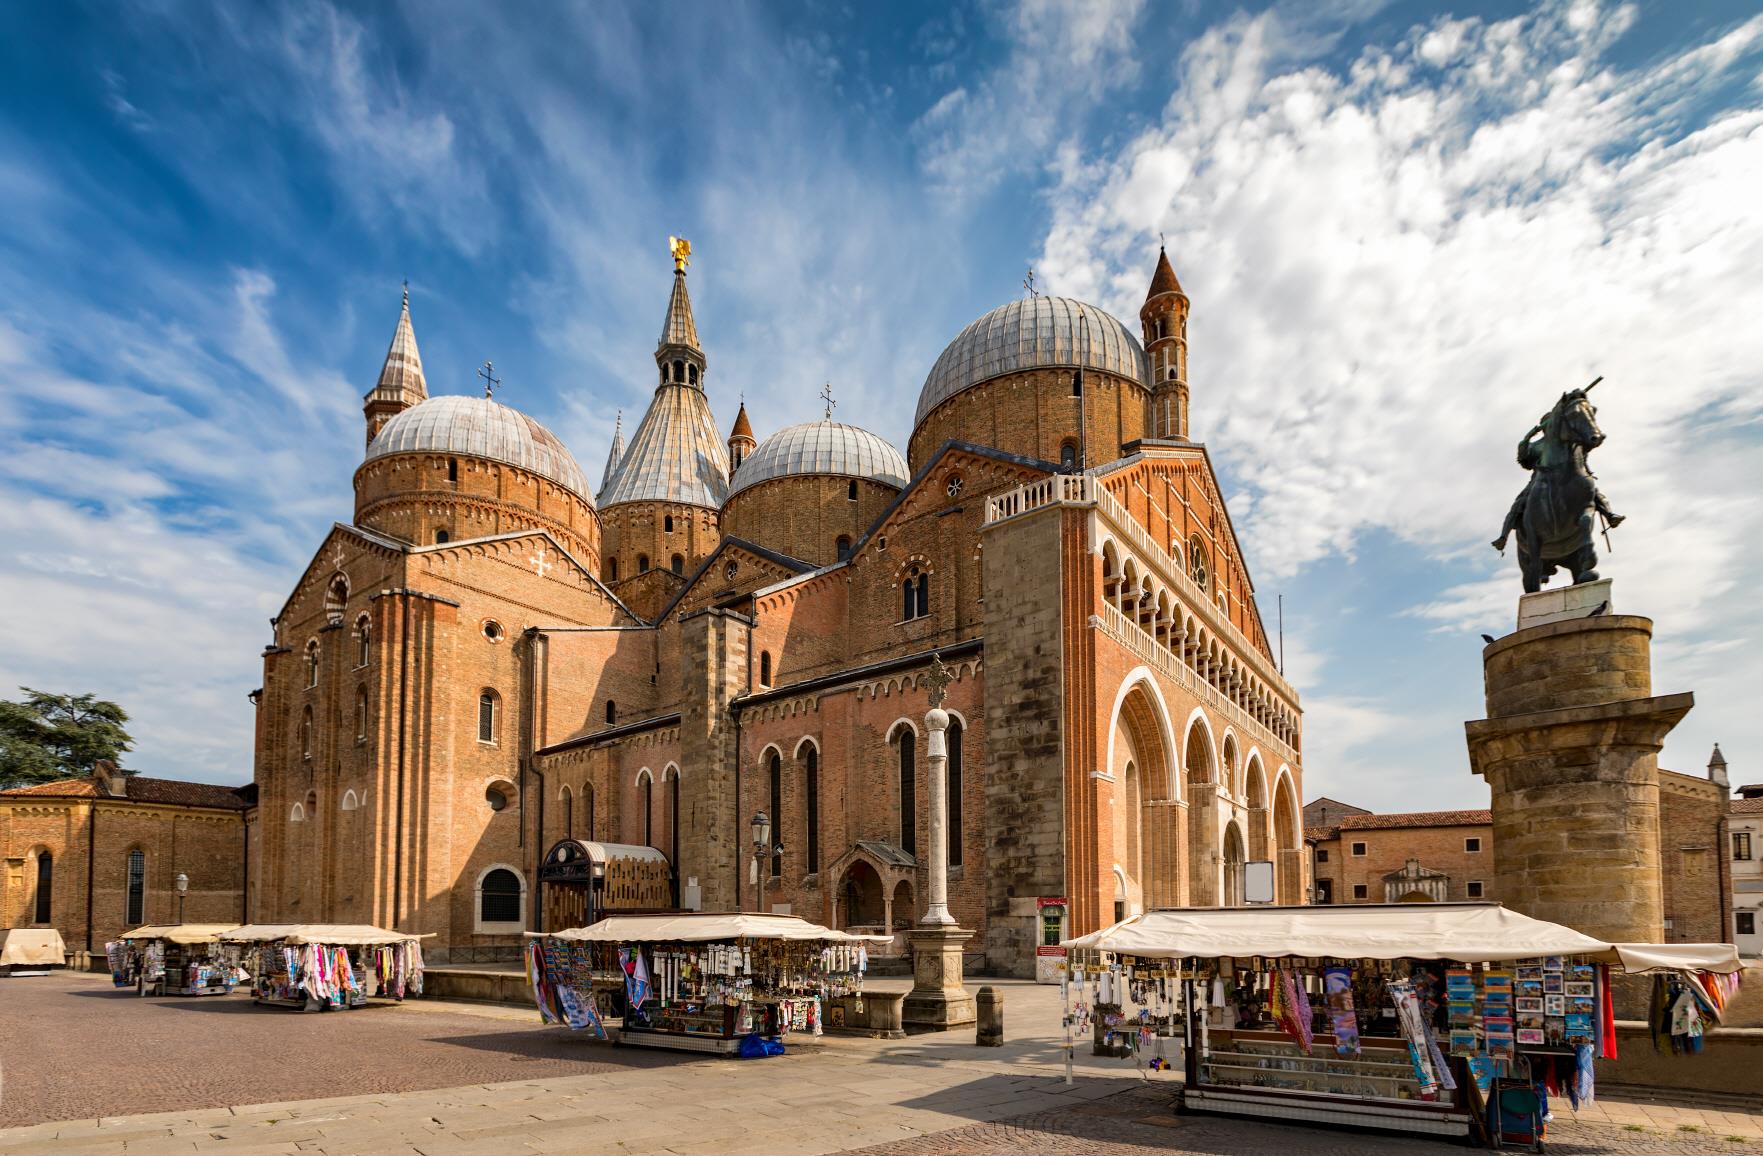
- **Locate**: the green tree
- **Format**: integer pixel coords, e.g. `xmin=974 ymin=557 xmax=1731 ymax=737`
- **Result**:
xmin=0 ymin=688 xmax=134 ymax=790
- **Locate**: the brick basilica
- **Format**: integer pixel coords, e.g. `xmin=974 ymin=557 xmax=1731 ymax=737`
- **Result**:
xmin=249 ymin=243 xmax=1305 ymax=973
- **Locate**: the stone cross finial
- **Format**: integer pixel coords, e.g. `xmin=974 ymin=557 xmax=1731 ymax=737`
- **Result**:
xmin=478 ymin=360 xmax=500 ymax=399
xmin=820 ymin=382 xmax=836 ymax=421
xmin=926 ymin=654 xmax=953 ymax=709
xmin=1023 ymin=267 xmax=1037 ymax=299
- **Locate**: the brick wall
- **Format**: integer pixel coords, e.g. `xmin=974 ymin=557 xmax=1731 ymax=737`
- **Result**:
xmin=1311 ymin=822 xmax=1494 ymax=905
xmin=723 ymin=475 xmax=899 ymax=568
xmin=908 ymin=368 xmax=1148 ymax=476
xmin=1659 ymin=768 xmax=1730 ymax=944
xmin=354 ymin=452 xmax=599 ymax=560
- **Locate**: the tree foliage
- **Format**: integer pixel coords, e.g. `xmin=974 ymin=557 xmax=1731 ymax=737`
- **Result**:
xmin=0 ymin=688 xmax=134 ymax=790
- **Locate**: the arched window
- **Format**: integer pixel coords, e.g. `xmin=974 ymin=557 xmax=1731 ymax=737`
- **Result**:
xmin=607 ymin=556 xmax=619 ymax=581
xmin=126 ymin=849 xmax=145 ymax=925
xmin=671 ymin=554 xmax=684 ymax=574
xmin=672 ymin=358 xmax=685 ymax=382
xmin=447 ymin=457 xmax=458 ymax=483
xmin=1071 ymin=368 xmax=1083 ymax=396
xmin=688 ymin=365 xmax=698 ymax=385
xmin=1060 ymin=440 xmax=1078 ymax=469
xmin=664 ymin=515 xmax=674 ymax=533
xmin=478 ymin=868 xmax=523 ymax=927
xmin=435 ymin=529 xmax=450 ymax=544
xmin=803 ymin=745 xmax=819 ymax=873
xmin=903 ymin=572 xmax=916 ymax=621
xmin=948 ymin=720 xmax=964 ymax=869
xmin=584 ymin=783 xmax=595 ymax=840
xmin=33 ymin=851 xmax=51 ymax=923
xmin=668 ymin=770 xmax=680 ymax=879
xmin=605 ymin=700 xmax=617 ymax=725
xmin=897 ymin=727 xmax=916 ymax=855
xmin=767 ymin=751 xmax=782 ymax=877
xmin=325 ymin=575 xmax=349 ymax=625
xmin=760 ymin=652 xmax=772 ymax=687
xmin=354 ymin=686 xmax=368 ymax=743
xmin=305 ymin=641 xmax=320 ymax=688
xmin=300 ymin=706 xmax=313 ymax=760
xmin=356 ymin=616 xmax=371 ymax=667
xmin=290 ymin=802 xmax=306 ymax=822
xmin=1188 ymin=533 xmax=1209 ymax=591
xmin=560 ymin=785 xmax=574 ymax=839
xmin=847 ymin=480 xmax=858 ymax=501
xmin=836 ymin=535 xmax=852 ymax=561
xmin=638 ymin=554 xmax=650 ymax=573
xmin=917 ymin=571 xmax=930 ymax=617
xmin=641 ymin=771 xmax=654 ymax=846
xmin=340 ymin=790 xmax=360 ymax=811
xmin=477 ymin=691 xmax=497 ymax=744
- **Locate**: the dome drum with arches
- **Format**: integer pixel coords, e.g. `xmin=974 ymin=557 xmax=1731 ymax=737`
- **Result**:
xmin=366 ymin=395 xmax=593 ymax=504
xmin=728 ymin=420 xmax=909 ymax=498
xmin=914 ymin=296 xmax=1149 ymax=430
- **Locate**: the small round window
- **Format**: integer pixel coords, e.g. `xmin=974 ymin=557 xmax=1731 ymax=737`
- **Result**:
xmin=945 ymin=474 xmax=964 ymax=499
xmin=486 ymin=784 xmax=509 ymax=812
xmin=482 ymin=619 xmax=505 ymax=643
xmin=725 ymin=560 xmax=739 ymax=581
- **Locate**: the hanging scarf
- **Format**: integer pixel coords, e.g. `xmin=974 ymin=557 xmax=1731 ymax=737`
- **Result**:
xmin=526 ymin=939 xmax=561 ymax=1025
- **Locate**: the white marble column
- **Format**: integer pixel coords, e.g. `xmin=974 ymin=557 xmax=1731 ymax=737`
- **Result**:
xmin=922 ymin=704 xmax=954 ymax=926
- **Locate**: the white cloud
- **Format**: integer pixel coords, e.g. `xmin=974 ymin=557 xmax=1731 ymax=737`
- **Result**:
xmin=912 ymin=0 xmax=1147 ymax=198
xmin=1038 ymin=0 xmax=1763 ymax=789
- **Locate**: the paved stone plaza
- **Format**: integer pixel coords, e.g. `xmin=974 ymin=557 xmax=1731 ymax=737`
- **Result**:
xmin=4 ymin=973 xmax=1763 ymax=1154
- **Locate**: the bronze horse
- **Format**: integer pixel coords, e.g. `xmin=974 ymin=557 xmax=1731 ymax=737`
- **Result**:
xmin=1492 ymin=382 xmax=1623 ymax=594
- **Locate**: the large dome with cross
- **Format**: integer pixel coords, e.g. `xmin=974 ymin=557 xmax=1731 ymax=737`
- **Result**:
xmin=366 ymin=394 xmax=593 ymax=504
xmin=728 ymin=419 xmax=908 ymax=498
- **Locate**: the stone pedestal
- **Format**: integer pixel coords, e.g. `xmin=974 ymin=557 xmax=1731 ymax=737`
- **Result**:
xmin=901 ymin=925 xmax=976 ymax=1033
xmin=1465 ymin=602 xmax=1690 ymax=945
xmin=1517 ymin=576 xmax=1612 ymax=631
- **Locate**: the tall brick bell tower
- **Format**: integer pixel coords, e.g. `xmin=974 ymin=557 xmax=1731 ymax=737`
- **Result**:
xmin=1140 ymin=245 xmax=1190 ymax=441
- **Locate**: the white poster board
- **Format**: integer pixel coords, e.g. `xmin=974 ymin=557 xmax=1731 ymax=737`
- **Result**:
xmin=1244 ymin=860 xmax=1275 ymax=905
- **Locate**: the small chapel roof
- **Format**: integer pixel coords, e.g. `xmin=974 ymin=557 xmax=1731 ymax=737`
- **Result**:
xmin=367 ymin=394 xmax=594 ymax=503
xmin=0 ymin=771 xmax=250 ymax=811
xmin=728 ymin=419 xmax=908 ymax=498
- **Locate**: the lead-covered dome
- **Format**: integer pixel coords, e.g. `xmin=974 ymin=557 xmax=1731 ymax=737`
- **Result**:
xmin=367 ymin=394 xmax=593 ymax=504
xmin=728 ymin=420 xmax=909 ymax=498
xmin=915 ymin=296 xmax=1148 ymax=428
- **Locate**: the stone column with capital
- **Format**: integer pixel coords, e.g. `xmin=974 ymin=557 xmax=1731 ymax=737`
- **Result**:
xmin=902 ymin=655 xmax=977 ymax=1032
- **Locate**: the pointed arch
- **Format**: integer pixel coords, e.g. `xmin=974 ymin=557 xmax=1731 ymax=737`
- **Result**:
xmin=1105 ymin=667 xmax=1180 ymax=802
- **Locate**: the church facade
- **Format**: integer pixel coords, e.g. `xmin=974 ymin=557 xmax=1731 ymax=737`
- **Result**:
xmin=249 ymin=246 xmax=1305 ymax=973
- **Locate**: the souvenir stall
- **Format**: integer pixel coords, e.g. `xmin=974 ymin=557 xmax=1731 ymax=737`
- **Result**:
xmin=1061 ymin=905 xmax=1740 ymax=1143
xmin=0 ymin=927 xmax=66 ymax=977
xmin=220 ymin=925 xmax=427 ymax=1011
xmin=112 ymin=924 xmax=242 ymax=995
xmin=526 ymin=912 xmax=890 ymax=1055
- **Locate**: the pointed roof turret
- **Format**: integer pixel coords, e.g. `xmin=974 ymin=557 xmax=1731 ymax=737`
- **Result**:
xmin=600 ymin=411 xmax=625 ymax=496
xmin=363 ymin=283 xmax=429 ymax=449
xmin=730 ymin=401 xmax=754 ymax=442
xmin=1711 ymin=743 xmax=1728 ymax=769
xmin=601 ymin=242 xmax=729 ymax=509
xmin=1147 ymin=244 xmax=1184 ymax=299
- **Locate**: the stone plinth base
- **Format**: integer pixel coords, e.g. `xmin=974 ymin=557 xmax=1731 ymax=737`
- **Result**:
xmin=1517 ymin=577 xmax=1612 ymax=631
xmin=901 ymin=925 xmax=976 ymax=1033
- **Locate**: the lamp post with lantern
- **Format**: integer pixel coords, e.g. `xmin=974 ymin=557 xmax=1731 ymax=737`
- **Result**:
xmin=749 ymin=811 xmax=782 ymax=912
xmin=175 ymin=873 xmax=189 ymax=924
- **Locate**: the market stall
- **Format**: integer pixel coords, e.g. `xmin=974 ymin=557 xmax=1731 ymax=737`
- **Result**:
xmin=1061 ymin=904 xmax=1741 ymax=1143
xmin=526 ymin=912 xmax=890 ymax=1055
xmin=0 ymin=927 xmax=66 ymax=976
xmin=220 ymin=924 xmax=427 ymax=1011
xmin=111 ymin=924 xmax=242 ymax=995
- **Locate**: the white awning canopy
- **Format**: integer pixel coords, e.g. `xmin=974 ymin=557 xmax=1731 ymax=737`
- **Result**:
xmin=1064 ymin=905 xmax=1741 ymax=974
xmin=220 ymin=924 xmax=430 ymax=947
xmin=120 ymin=924 xmax=241 ymax=946
xmin=0 ymin=928 xmax=66 ymax=966
xmin=536 ymin=912 xmax=893 ymax=944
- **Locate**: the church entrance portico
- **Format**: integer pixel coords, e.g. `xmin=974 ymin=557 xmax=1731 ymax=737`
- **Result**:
xmin=826 ymin=841 xmax=915 ymax=957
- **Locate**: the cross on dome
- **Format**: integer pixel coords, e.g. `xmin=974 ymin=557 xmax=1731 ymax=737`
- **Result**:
xmin=820 ymin=382 xmax=836 ymax=420
xmin=478 ymin=360 xmax=500 ymax=399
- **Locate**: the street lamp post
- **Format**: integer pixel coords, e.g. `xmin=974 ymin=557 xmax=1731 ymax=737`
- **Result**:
xmin=749 ymin=811 xmax=781 ymax=913
xmin=175 ymin=873 xmax=189 ymax=924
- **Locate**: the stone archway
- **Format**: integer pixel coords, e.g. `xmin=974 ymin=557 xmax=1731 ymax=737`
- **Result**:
xmin=842 ymin=860 xmax=884 ymax=927
xmin=1108 ymin=676 xmax=1180 ymax=913
xmin=1222 ymin=821 xmax=1246 ymax=907
xmin=1183 ymin=714 xmax=1220 ymax=905
xmin=1244 ymin=755 xmax=1271 ymax=862
xmin=1273 ymin=771 xmax=1302 ymax=904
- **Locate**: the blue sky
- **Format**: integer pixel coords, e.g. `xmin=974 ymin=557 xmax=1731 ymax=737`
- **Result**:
xmin=2 ymin=0 xmax=1760 ymax=808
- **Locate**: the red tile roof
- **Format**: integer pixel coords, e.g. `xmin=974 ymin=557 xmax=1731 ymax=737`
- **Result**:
xmin=0 ymin=773 xmax=248 ymax=811
xmin=1732 ymin=798 xmax=1763 ymax=815
xmin=1337 ymin=808 xmax=1492 ymax=831
xmin=1304 ymin=825 xmax=1339 ymax=843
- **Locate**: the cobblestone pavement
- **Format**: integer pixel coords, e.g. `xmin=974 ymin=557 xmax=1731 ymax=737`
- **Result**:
xmin=2 ymin=972 xmax=1760 ymax=1154
xmin=852 ymin=1084 xmax=1763 ymax=1154
xmin=0 ymin=971 xmax=683 ymax=1128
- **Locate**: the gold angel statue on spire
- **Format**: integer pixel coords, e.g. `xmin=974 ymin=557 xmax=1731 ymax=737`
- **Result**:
xmin=669 ymin=235 xmax=692 ymax=271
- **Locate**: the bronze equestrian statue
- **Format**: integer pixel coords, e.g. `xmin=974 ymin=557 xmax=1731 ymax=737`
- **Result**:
xmin=1491 ymin=378 xmax=1624 ymax=594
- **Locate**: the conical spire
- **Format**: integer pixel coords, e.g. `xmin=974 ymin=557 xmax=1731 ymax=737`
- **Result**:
xmin=600 ymin=411 xmax=625 ymax=494
xmin=730 ymin=401 xmax=754 ymax=442
xmin=363 ymin=284 xmax=429 ymax=449
xmin=1147 ymin=244 xmax=1184 ymax=299
xmin=1711 ymin=743 xmax=1727 ymax=769
xmin=659 ymin=268 xmax=701 ymax=352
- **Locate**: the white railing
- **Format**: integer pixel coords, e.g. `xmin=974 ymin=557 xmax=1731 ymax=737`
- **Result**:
xmin=984 ymin=473 xmax=1094 ymax=522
